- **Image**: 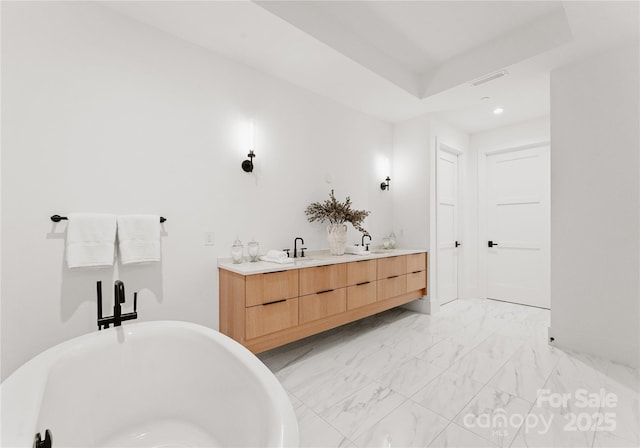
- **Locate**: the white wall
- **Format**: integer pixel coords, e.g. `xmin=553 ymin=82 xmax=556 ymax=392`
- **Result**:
xmin=550 ymin=44 xmax=639 ymax=368
xmin=392 ymin=115 xmax=431 ymax=250
xmin=392 ymin=114 xmax=470 ymax=311
xmin=471 ymin=116 xmax=550 ymax=152
xmin=470 ymin=116 xmax=550 ymax=299
xmin=0 ymin=3 xmax=394 ymax=379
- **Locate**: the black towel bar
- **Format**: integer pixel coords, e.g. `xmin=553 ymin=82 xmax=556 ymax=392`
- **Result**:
xmin=51 ymin=214 xmax=166 ymax=223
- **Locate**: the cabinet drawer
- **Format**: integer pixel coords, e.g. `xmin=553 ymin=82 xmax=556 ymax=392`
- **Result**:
xmin=377 ymin=256 xmax=407 ymax=279
xmin=377 ymin=275 xmax=407 ymax=301
xmin=347 ymin=281 xmax=377 ymax=310
xmin=407 ymin=253 xmax=427 ymax=273
xmin=245 ymin=298 xmax=298 ymax=340
xmin=347 ymin=260 xmax=377 ymax=286
xmin=406 ymin=270 xmax=426 ymax=292
xmin=299 ymin=288 xmax=346 ymax=324
xmin=246 ymin=270 xmax=299 ymax=307
xmin=299 ymin=264 xmax=347 ymax=296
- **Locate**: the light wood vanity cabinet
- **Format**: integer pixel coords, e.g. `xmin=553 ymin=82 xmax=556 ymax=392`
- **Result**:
xmin=347 ymin=282 xmax=377 ymax=309
xmin=245 ymin=298 xmax=298 ymax=340
xmin=299 ymin=288 xmax=346 ymax=324
xmin=242 ymin=270 xmax=300 ymax=339
xmin=299 ymin=264 xmax=348 ymax=323
xmin=377 ymin=256 xmax=407 ymax=279
xmin=347 ymin=259 xmax=377 ymax=285
xmin=406 ymin=253 xmax=427 ymax=292
xmin=378 ymin=275 xmax=406 ymax=301
xmin=299 ymin=264 xmax=347 ymax=296
xmin=377 ymin=255 xmax=409 ymax=301
xmin=346 ymin=259 xmax=377 ymax=310
xmin=407 ymin=253 xmax=426 ymax=272
xmin=246 ymin=270 xmax=298 ymax=306
xmin=219 ymin=251 xmax=427 ymax=354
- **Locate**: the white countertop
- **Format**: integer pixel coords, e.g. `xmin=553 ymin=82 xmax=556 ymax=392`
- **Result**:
xmin=218 ymin=248 xmax=428 ymax=275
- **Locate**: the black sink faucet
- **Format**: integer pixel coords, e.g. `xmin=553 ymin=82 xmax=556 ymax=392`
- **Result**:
xmin=294 ymin=237 xmax=306 ymax=258
xmin=362 ymin=233 xmax=372 ymax=250
xmin=97 ymin=280 xmax=138 ymax=330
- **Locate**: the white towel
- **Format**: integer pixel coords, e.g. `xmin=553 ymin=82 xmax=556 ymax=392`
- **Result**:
xmin=265 ymin=250 xmax=288 ymax=260
xmin=117 ymin=215 xmax=161 ymax=264
xmin=66 ymin=213 xmax=117 ymax=268
xmin=259 ymin=255 xmax=294 ymax=264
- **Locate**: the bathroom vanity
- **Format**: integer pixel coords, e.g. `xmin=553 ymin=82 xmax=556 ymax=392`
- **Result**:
xmin=218 ymin=250 xmax=427 ymax=353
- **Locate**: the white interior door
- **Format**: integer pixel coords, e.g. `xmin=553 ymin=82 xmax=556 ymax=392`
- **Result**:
xmin=485 ymin=146 xmax=550 ymax=308
xmin=437 ymin=149 xmax=460 ymax=305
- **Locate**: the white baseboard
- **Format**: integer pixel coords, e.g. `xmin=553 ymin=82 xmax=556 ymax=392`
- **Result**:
xmin=549 ymin=325 xmax=639 ymax=369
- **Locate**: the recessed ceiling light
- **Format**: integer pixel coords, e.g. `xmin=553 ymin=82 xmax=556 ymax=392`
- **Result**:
xmin=493 ymin=107 xmax=504 ymax=115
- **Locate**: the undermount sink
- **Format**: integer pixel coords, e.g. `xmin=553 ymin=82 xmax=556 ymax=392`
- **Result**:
xmin=345 ymin=245 xmax=369 ymax=255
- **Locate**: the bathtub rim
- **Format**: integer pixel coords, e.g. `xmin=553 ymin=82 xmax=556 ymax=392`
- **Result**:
xmin=1 ymin=320 xmax=299 ymax=448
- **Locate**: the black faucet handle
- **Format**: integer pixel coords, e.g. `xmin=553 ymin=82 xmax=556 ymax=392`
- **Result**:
xmin=282 ymin=249 xmax=290 ymax=257
xmin=300 ymin=247 xmax=307 ymax=257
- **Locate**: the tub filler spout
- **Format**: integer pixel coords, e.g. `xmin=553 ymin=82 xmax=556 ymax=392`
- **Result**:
xmin=96 ymin=280 xmax=138 ymax=330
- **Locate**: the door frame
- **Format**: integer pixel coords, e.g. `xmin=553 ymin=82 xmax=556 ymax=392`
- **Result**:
xmin=478 ymin=141 xmax=550 ymax=301
xmin=435 ymin=140 xmax=464 ymax=305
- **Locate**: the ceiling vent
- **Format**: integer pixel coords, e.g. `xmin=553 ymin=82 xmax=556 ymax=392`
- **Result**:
xmin=470 ymin=70 xmax=508 ymax=87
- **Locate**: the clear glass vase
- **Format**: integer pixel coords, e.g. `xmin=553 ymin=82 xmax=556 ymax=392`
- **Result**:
xmin=231 ymin=238 xmax=244 ymax=264
xmin=248 ymin=239 xmax=259 ymax=262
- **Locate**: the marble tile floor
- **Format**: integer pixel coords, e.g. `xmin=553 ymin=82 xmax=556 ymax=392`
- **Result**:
xmin=258 ymin=298 xmax=639 ymax=448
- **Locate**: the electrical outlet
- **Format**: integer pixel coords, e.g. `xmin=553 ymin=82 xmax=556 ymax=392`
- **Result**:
xmin=204 ymin=232 xmax=215 ymax=246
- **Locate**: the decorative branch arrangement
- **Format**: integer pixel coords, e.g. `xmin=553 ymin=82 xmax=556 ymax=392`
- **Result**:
xmin=305 ymin=190 xmax=370 ymax=234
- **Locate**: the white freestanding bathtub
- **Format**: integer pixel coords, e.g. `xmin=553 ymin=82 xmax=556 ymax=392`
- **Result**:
xmin=1 ymin=321 xmax=298 ymax=447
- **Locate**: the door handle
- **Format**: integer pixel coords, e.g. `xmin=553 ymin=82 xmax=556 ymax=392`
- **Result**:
xmin=488 ymin=240 xmax=499 ymax=248
xmin=455 ymin=241 xmax=461 ymax=248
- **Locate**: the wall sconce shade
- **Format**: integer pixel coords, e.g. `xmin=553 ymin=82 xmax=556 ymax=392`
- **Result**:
xmin=242 ymin=150 xmax=256 ymax=173
xmin=380 ymin=176 xmax=391 ymax=191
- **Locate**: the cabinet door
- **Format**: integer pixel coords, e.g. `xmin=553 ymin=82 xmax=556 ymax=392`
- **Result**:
xmin=245 ymin=298 xmax=298 ymax=339
xmin=299 ymin=288 xmax=346 ymax=324
xmin=246 ymin=270 xmax=298 ymax=307
xmin=377 ymin=256 xmax=407 ymax=279
xmin=406 ymin=270 xmax=427 ymax=292
xmin=347 ymin=260 xmax=377 ymax=286
xmin=407 ymin=253 xmax=427 ymax=273
xmin=347 ymin=281 xmax=377 ymax=309
xmin=377 ymin=275 xmax=407 ymax=301
xmin=299 ymin=264 xmax=347 ymax=296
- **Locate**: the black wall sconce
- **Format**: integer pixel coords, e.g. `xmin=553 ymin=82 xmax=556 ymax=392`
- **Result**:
xmin=380 ymin=176 xmax=391 ymax=191
xmin=242 ymin=150 xmax=256 ymax=173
